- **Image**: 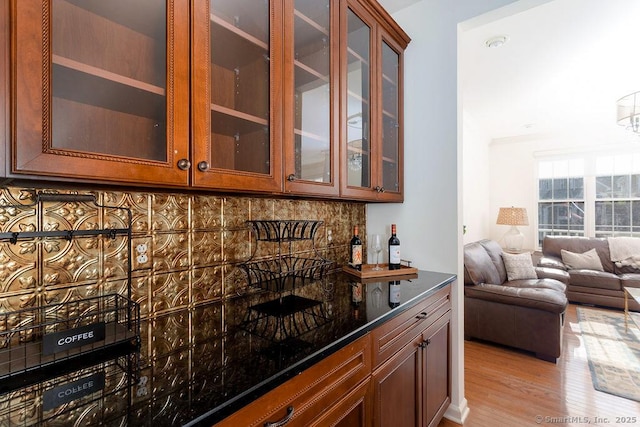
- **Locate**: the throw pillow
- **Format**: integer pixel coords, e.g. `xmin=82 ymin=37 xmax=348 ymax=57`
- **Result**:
xmin=501 ymin=252 xmax=537 ymax=281
xmin=560 ymin=248 xmax=604 ymax=271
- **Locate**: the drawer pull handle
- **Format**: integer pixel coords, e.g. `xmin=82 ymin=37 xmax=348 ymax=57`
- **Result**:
xmin=415 ymin=312 xmax=427 ymax=320
xmin=264 ymin=406 xmax=294 ymax=427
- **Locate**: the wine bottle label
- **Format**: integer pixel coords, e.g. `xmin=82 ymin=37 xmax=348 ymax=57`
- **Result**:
xmin=389 ymin=245 xmax=401 ymax=264
xmin=351 ymin=244 xmax=363 ymax=265
xmin=352 ymin=282 xmax=363 ymax=303
xmin=389 ymin=284 xmax=401 ymax=303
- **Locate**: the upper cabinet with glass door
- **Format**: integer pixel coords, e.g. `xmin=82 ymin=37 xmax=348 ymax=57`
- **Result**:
xmin=191 ymin=0 xmax=282 ymax=192
xmin=11 ymin=0 xmax=190 ymax=185
xmin=340 ymin=0 xmax=409 ymax=201
xmin=282 ymin=0 xmax=338 ymax=196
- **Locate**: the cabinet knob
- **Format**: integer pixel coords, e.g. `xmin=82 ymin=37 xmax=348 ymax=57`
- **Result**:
xmin=176 ymin=159 xmax=191 ymax=170
xmin=374 ymin=186 xmax=385 ymax=193
xmin=197 ymin=161 xmax=210 ymax=172
xmin=418 ymin=339 xmax=430 ymax=349
xmin=287 ymin=174 xmax=296 ymax=182
xmin=264 ymin=406 xmax=294 ymax=427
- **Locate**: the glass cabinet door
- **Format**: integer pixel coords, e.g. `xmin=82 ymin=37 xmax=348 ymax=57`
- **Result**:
xmin=191 ymin=0 xmax=282 ymax=191
xmin=381 ymin=39 xmax=401 ymax=196
xmin=341 ymin=1 xmax=408 ymax=201
xmin=283 ymin=0 xmax=338 ymax=196
xmin=344 ymin=7 xmax=371 ymax=191
xmin=13 ymin=0 xmax=190 ymax=185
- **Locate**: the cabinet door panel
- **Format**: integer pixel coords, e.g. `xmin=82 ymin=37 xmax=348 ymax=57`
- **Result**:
xmin=191 ymin=0 xmax=282 ymax=192
xmin=12 ymin=0 xmax=190 ymax=185
xmin=283 ymin=0 xmax=339 ymax=196
xmin=344 ymin=6 xmax=372 ymax=192
xmin=372 ymin=339 xmax=420 ymax=427
xmin=380 ymin=38 xmax=401 ymax=197
xmin=423 ymin=313 xmax=451 ymax=427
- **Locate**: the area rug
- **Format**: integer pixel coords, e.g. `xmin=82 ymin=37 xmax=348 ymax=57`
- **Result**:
xmin=576 ymin=307 xmax=640 ymax=401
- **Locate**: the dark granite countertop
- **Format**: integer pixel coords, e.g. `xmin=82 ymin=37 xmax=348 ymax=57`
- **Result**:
xmin=1 ymin=270 xmax=455 ymax=426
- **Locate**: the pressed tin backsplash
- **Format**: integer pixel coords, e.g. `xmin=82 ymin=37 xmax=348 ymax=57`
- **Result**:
xmin=0 ymin=186 xmax=366 ymax=318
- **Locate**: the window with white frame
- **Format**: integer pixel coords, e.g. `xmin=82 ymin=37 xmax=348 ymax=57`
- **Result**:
xmin=538 ymin=159 xmax=585 ymax=246
xmin=595 ymin=154 xmax=640 ymax=238
xmin=537 ymin=153 xmax=640 ymax=245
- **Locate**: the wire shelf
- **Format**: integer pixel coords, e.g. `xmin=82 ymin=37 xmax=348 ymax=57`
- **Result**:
xmin=246 ymin=220 xmax=323 ymax=242
xmin=0 ymin=294 xmax=140 ymax=394
xmin=240 ymin=256 xmax=333 ymax=292
xmin=0 ymin=351 xmax=137 ymax=425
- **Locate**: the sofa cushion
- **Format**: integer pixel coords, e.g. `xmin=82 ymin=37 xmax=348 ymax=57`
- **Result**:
xmin=620 ymin=273 xmax=640 ymax=289
xmin=560 ymin=248 xmax=604 ymax=271
xmin=507 ymin=278 xmax=567 ymax=293
xmin=502 ymin=252 xmax=537 ymax=281
xmin=464 ymin=283 xmax=567 ymax=314
xmin=463 ymin=242 xmax=503 ymax=285
xmin=479 ymin=239 xmax=508 ymax=283
xmin=542 ymin=236 xmax=614 ymax=273
xmin=568 ymin=270 xmax=620 ymax=291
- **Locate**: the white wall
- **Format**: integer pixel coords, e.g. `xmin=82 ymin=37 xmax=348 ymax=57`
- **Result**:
xmin=462 ymin=111 xmax=493 ymax=244
xmin=369 ymin=0 xmax=522 ymax=424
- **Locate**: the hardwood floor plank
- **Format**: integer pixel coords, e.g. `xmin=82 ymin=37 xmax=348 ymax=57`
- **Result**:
xmin=440 ymin=304 xmax=640 ymax=426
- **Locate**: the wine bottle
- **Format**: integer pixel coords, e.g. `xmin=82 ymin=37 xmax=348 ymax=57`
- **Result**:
xmin=388 ymin=224 xmax=401 ymax=270
xmin=388 ymin=281 xmax=401 ymax=308
xmin=349 ymin=225 xmax=363 ymax=270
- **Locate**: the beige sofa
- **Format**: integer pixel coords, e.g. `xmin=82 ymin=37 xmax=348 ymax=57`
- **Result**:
xmin=539 ymin=236 xmax=640 ymax=311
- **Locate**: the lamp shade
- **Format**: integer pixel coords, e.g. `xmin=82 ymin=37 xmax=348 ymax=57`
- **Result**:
xmin=496 ymin=207 xmax=529 ymax=226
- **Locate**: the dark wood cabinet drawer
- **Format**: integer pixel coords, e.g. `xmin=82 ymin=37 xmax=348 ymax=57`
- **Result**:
xmin=215 ymin=333 xmax=371 ymax=427
xmin=371 ymin=285 xmax=450 ymax=368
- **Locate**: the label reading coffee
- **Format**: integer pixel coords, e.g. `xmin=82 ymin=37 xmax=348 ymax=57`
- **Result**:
xmin=43 ymin=372 xmax=105 ymax=411
xmin=43 ymin=322 xmax=106 ymax=355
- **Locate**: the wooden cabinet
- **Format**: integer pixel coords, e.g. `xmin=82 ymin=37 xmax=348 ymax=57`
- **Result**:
xmin=190 ymin=0 xmax=283 ymax=192
xmin=340 ymin=0 xmax=408 ymax=202
xmin=11 ymin=0 xmax=191 ymax=185
xmin=9 ymin=0 xmax=409 ymax=201
xmin=214 ymin=334 xmax=372 ymax=427
xmin=372 ymin=285 xmax=451 ymax=427
xmin=282 ymin=0 xmax=340 ymax=197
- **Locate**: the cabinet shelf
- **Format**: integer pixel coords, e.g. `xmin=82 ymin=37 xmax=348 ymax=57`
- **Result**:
xmin=294 ymin=128 xmax=328 ymax=144
xmin=53 ymin=59 xmax=165 ymax=122
xmin=63 ymin=0 xmax=165 ymax=40
xmin=211 ymin=13 xmax=268 ymax=51
xmin=53 ymin=55 xmax=165 ymax=96
xmin=294 ymin=9 xmax=329 ymax=37
xmin=295 ymin=60 xmax=329 ymax=89
xmin=347 ymin=47 xmax=369 ymax=67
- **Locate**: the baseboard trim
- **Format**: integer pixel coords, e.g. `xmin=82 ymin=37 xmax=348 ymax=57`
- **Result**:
xmin=444 ymin=398 xmax=470 ymax=425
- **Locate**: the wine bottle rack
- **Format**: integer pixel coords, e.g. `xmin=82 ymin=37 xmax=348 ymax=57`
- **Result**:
xmin=0 ymin=192 xmax=140 ymax=395
xmin=240 ymin=220 xmax=333 ymax=292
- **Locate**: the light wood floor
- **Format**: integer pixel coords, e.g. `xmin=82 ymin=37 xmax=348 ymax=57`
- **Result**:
xmin=440 ymin=304 xmax=640 ymax=427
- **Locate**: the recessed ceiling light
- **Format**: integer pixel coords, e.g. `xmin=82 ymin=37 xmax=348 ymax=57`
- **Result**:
xmin=485 ymin=35 xmax=509 ymax=48
xmin=523 ymin=123 xmax=535 ymax=129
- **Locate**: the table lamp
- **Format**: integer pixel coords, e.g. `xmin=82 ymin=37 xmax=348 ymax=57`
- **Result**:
xmin=496 ymin=207 xmax=528 ymax=252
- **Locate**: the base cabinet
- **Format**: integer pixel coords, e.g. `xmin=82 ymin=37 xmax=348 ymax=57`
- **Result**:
xmin=372 ymin=285 xmax=451 ymax=427
xmin=215 ymin=284 xmax=450 ymax=427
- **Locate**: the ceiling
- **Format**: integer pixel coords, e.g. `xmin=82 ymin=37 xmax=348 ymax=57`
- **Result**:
xmin=460 ymin=0 xmax=640 ymax=142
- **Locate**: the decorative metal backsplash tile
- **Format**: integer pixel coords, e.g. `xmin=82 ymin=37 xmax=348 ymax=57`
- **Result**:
xmin=0 ymin=187 xmax=366 ymax=318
